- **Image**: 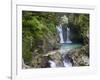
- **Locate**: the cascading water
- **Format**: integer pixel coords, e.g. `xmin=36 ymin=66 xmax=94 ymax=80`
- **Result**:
xmin=66 ymin=27 xmax=72 ymax=43
xmin=48 ymin=15 xmax=82 ymax=68
xmin=63 ymin=59 xmax=72 ymax=67
xmin=56 ymin=25 xmax=72 ymax=44
xmin=48 ymin=60 xmax=56 ymax=68
xmin=49 ymin=24 xmax=82 ymax=68
xmin=56 ymin=25 xmax=64 ymax=43
xmin=49 ymin=25 xmax=73 ymax=67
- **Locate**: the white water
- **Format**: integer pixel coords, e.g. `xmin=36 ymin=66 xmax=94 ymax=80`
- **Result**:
xmin=56 ymin=24 xmax=72 ymax=67
xmin=60 ymin=49 xmax=72 ymax=67
xmin=48 ymin=60 xmax=56 ymax=68
xmin=66 ymin=27 xmax=72 ymax=43
xmin=63 ymin=60 xmax=72 ymax=67
xmin=56 ymin=25 xmax=64 ymax=43
xmin=56 ymin=25 xmax=72 ymax=44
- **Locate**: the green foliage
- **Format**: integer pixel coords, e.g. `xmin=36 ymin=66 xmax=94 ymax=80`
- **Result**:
xmin=22 ymin=36 xmax=32 ymax=65
xmin=78 ymin=14 xmax=89 ymax=37
xmin=22 ymin=11 xmax=56 ymax=65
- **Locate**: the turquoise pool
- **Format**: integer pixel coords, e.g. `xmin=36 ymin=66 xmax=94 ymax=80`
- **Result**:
xmin=61 ymin=43 xmax=82 ymax=49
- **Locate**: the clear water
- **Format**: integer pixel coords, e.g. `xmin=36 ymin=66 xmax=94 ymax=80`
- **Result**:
xmin=61 ymin=43 xmax=82 ymax=49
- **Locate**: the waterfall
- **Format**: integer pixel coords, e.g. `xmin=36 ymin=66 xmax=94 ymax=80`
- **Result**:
xmin=56 ymin=24 xmax=72 ymax=67
xmin=66 ymin=27 xmax=72 ymax=43
xmin=56 ymin=25 xmax=72 ymax=44
xmin=56 ymin=25 xmax=64 ymax=43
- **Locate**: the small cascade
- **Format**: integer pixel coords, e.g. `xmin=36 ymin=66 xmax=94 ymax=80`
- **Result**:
xmin=53 ymin=16 xmax=73 ymax=68
xmin=56 ymin=25 xmax=72 ymax=44
xmin=60 ymin=48 xmax=72 ymax=67
xmin=62 ymin=54 xmax=72 ymax=67
xmin=56 ymin=25 xmax=64 ymax=43
xmin=63 ymin=60 xmax=72 ymax=67
xmin=66 ymin=27 xmax=72 ymax=43
xmin=48 ymin=60 xmax=56 ymax=68
xmin=56 ymin=24 xmax=73 ymax=67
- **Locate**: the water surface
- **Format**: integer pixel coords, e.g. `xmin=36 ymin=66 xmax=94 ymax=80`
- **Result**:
xmin=61 ymin=43 xmax=82 ymax=49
